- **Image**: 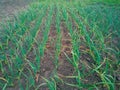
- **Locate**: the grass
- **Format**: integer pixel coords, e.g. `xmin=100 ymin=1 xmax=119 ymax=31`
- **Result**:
xmin=0 ymin=0 xmax=120 ymax=90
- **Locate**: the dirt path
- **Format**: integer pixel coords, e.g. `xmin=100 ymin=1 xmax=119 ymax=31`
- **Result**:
xmin=0 ymin=0 xmax=33 ymax=20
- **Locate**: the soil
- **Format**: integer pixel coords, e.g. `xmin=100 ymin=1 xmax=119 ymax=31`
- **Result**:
xmin=0 ymin=0 xmax=33 ymax=20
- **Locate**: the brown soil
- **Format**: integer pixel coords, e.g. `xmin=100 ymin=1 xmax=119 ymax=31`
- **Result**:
xmin=57 ymin=22 xmax=78 ymax=90
xmin=40 ymin=24 xmax=56 ymax=80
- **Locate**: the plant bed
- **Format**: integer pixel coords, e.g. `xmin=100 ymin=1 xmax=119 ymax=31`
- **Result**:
xmin=0 ymin=0 xmax=120 ymax=90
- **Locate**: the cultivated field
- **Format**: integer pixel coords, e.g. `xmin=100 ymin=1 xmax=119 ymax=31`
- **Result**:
xmin=0 ymin=0 xmax=120 ymax=90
